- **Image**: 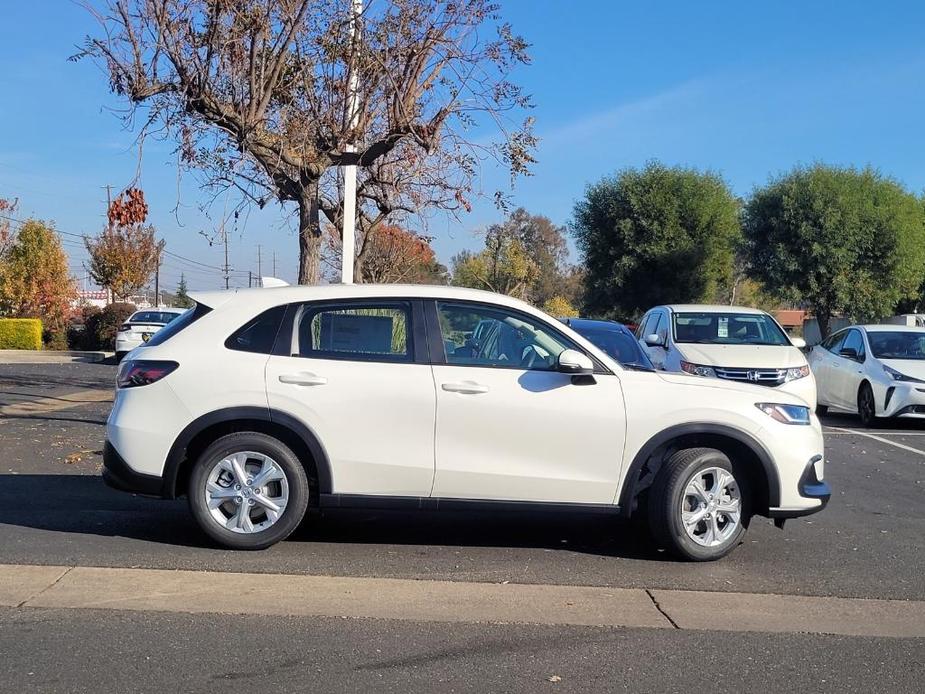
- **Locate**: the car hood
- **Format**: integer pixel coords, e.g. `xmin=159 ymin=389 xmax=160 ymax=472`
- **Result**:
xmin=879 ymin=359 xmax=925 ymax=380
xmin=676 ymin=343 xmax=806 ymax=368
xmin=655 ymin=371 xmax=806 ymax=405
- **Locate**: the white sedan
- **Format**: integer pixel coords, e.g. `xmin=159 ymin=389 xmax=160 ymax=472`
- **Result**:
xmin=115 ymin=308 xmax=187 ymax=361
xmin=808 ymin=324 xmax=925 ymax=426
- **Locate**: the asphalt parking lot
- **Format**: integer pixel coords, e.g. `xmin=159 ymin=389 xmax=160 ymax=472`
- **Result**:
xmin=1 ymin=361 xmax=923 ymax=692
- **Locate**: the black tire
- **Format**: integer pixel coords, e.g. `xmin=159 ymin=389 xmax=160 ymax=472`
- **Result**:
xmin=815 ymin=404 xmax=828 ymax=416
xmin=648 ymin=447 xmax=750 ymax=561
xmin=858 ymin=382 xmax=878 ymax=428
xmin=188 ymin=432 xmax=310 ymax=550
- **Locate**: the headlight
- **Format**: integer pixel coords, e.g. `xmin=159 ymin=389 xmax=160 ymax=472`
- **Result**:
xmin=883 ymin=365 xmax=924 ymax=383
xmin=756 ymin=402 xmax=811 ymax=425
xmin=784 ymin=365 xmax=810 ymax=382
xmin=680 ymin=361 xmax=717 ymax=378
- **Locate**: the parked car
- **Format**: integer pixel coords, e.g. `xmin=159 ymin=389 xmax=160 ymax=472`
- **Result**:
xmin=103 ymin=285 xmax=829 ymax=560
xmin=808 ymin=324 xmax=925 ymax=426
xmin=559 ymin=318 xmax=654 ymax=371
xmin=636 ymin=304 xmax=816 ymax=408
xmin=115 ymin=308 xmax=187 ymax=362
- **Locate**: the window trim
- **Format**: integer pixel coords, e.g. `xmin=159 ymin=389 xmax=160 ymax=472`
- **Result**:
xmin=276 ymin=298 xmax=427 ymax=365
xmin=425 ymin=299 xmax=612 ymax=375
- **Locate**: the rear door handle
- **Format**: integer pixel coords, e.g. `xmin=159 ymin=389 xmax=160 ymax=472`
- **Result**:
xmin=441 ymin=381 xmax=490 ymax=395
xmin=279 ymin=372 xmax=327 ymax=387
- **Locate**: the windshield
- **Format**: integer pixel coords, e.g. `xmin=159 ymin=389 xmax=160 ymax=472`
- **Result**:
xmin=130 ymin=311 xmax=183 ymax=325
xmin=673 ymin=312 xmax=790 ymax=346
xmin=571 ymin=326 xmax=654 ymax=370
xmin=867 ymin=331 xmax=925 ymax=360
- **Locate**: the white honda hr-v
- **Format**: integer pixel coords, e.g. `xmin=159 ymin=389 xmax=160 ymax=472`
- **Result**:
xmin=103 ymin=285 xmax=829 ymax=560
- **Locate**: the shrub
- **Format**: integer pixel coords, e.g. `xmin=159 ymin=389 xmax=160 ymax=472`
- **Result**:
xmin=0 ymin=318 xmax=43 ymax=350
xmin=87 ymin=302 xmax=136 ymax=350
xmin=68 ymin=305 xmax=103 ymax=350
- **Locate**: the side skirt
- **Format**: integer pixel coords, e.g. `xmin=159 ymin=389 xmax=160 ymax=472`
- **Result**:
xmin=318 ymin=493 xmax=622 ymax=515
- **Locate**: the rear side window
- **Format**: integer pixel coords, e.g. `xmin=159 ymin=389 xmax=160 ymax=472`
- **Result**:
xmin=225 ymin=305 xmax=287 ymax=354
xmin=143 ymin=304 xmax=209 ymax=347
xmin=293 ymin=303 xmax=412 ymax=362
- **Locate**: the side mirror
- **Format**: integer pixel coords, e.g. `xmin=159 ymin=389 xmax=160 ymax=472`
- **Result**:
xmin=557 ymin=349 xmax=594 ymax=375
xmin=644 ymin=333 xmax=664 ymax=348
xmin=839 ymin=347 xmax=859 ymax=360
xmin=790 ymin=336 xmax=807 ymax=349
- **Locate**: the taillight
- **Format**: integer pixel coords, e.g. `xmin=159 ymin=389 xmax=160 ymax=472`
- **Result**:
xmin=117 ymin=360 xmax=178 ymax=388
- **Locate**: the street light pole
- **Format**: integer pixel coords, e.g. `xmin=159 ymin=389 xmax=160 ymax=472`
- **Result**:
xmin=340 ymin=0 xmax=362 ymax=285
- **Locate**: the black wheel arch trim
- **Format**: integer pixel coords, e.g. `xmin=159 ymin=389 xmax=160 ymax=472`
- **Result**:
xmin=618 ymin=422 xmax=781 ymax=517
xmin=162 ymin=406 xmax=332 ymax=499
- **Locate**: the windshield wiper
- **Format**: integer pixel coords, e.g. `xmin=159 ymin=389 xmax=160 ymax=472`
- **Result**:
xmin=622 ymin=361 xmax=655 ymax=372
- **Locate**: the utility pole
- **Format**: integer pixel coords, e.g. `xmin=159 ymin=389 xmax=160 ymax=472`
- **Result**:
xmin=272 ymin=250 xmax=277 ymax=277
xmin=257 ymin=244 xmax=262 ymax=286
xmin=340 ymin=0 xmax=362 ymax=285
xmin=154 ymin=265 xmax=160 ymax=307
xmin=221 ymin=221 xmax=231 ymax=290
xmin=248 ymin=270 xmax=253 ymax=288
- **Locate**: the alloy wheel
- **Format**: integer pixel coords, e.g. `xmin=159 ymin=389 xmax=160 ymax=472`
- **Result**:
xmin=680 ymin=466 xmax=742 ymax=547
xmin=204 ymin=451 xmax=290 ymax=534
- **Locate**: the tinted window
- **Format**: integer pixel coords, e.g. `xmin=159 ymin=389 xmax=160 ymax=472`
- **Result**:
xmin=294 ymin=303 xmax=412 ymax=362
xmin=867 ymin=331 xmax=925 ymax=360
xmin=639 ymin=312 xmax=658 ymax=338
xmin=654 ymin=312 xmax=668 ymax=338
xmin=437 ymin=302 xmax=577 ymax=371
xmin=823 ymin=331 xmax=848 ymax=354
xmin=225 ymin=305 xmax=287 ymax=354
xmin=143 ymin=304 xmax=208 ymax=347
xmin=840 ymin=330 xmax=865 ymax=360
xmin=672 ymin=312 xmax=789 ymax=345
xmin=130 ymin=311 xmax=183 ymax=324
xmin=571 ymin=326 xmax=654 ymax=369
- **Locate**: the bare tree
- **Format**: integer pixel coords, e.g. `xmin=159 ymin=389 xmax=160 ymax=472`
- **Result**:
xmin=76 ymin=0 xmax=535 ymax=284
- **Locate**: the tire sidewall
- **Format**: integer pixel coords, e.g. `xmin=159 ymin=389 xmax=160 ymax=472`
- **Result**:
xmin=657 ymin=450 xmax=750 ymax=561
xmin=188 ymin=432 xmax=309 ymax=550
xmin=858 ymin=383 xmax=877 ymax=428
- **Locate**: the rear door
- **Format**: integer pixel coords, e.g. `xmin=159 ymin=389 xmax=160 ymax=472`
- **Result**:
xmin=811 ymin=330 xmax=846 ymax=406
xmin=265 ymin=299 xmax=436 ymax=497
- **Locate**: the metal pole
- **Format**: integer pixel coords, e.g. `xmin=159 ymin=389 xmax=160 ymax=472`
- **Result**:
xmin=340 ymin=0 xmax=362 ymax=284
xmin=257 ymin=244 xmax=262 ymax=280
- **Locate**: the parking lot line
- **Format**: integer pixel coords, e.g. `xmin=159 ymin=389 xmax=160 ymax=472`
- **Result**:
xmin=3 ymin=564 xmax=924 ymax=638
xmin=825 ymin=426 xmax=925 ymax=457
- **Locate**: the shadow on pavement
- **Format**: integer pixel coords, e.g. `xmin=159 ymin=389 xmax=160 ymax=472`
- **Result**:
xmin=0 ymin=474 xmax=666 ymax=560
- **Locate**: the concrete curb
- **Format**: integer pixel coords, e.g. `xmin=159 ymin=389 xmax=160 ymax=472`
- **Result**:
xmin=3 ymin=564 xmax=924 ymax=637
xmin=0 ymin=350 xmax=110 ymax=364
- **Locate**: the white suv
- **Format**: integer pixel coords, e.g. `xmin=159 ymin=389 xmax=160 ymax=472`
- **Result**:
xmin=637 ymin=304 xmax=817 ymax=408
xmin=103 ymin=285 xmax=829 ymax=560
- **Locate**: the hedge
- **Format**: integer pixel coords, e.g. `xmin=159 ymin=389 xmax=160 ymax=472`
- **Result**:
xmin=0 ymin=318 xmax=43 ymax=350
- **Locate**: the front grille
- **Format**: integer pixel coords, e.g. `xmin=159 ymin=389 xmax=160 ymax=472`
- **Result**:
xmin=714 ymin=366 xmax=787 ymax=387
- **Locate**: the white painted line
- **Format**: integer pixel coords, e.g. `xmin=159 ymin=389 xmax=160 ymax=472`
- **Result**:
xmin=824 ymin=429 xmax=925 ymax=436
xmin=827 ymin=426 xmax=925 ymax=457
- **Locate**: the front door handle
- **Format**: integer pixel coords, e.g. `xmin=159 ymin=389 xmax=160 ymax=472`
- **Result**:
xmin=279 ymin=372 xmax=327 ymax=387
xmin=442 ymin=381 xmax=490 ymax=395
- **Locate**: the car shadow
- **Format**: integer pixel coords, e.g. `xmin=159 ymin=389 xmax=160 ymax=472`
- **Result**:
xmin=0 ymin=474 xmax=668 ymax=560
xmin=819 ymin=411 xmax=925 ymax=431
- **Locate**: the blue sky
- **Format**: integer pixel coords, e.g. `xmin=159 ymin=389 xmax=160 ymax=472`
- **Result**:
xmin=1 ymin=1 xmax=924 ymax=291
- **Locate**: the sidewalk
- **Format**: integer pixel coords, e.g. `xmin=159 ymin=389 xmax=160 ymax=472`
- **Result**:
xmin=0 ymin=350 xmax=110 ymax=364
xmin=3 ymin=564 xmax=923 ymax=638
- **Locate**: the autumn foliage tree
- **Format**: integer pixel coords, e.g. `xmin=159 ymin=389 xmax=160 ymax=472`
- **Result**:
xmin=324 ymin=222 xmax=445 ymax=284
xmin=85 ymin=188 xmax=164 ymax=302
xmin=77 ymin=0 xmax=536 ymax=285
xmin=0 ymin=218 xmax=76 ymax=345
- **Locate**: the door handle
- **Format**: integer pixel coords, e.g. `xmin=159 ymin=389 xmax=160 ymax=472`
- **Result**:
xmin=278 ymin=372 xmax=327 ymax=387
xmin=442 ymin=381 xmax=490 ymax=395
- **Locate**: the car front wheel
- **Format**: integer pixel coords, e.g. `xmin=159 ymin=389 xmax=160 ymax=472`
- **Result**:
xmin=858 ymin=383 xmax=878 ymax=428
xmin=187 ymin=432 xmax=310 ymax=550
xmin=648 ymin=447 xmax=749 ymax=561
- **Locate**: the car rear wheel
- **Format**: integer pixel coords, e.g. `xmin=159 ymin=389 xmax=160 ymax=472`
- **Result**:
xmin=858 ymin=383 xmax=878 ymax=428
xmin=648 ymin=447 xmax=750 ymax=561
xmin=188 ymin=432 xmax=309 ymax=550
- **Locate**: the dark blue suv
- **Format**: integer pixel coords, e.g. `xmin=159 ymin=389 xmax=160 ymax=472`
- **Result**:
xmin=560 ymin=318 xmax=655 ymax=371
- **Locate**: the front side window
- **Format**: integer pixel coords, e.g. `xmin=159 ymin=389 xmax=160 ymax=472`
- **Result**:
xmin=437 ymin=302 xmax=576 ymax=371
xmin=840 ymin=330 xmax=866 ymax=361
xmin=672 ymin=312 xmax=789 ymax=346
xmin=294 ymin=303 xmax=412 ymax=362
xmin=867 ymin=331 xmax=925 ymax=360
xmin=823 ymin=331 xmax=848 ymax=354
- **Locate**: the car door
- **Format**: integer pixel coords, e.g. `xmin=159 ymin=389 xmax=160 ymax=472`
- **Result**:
xmin=833 ymin=329 xmax=867 ymax=409
xmin=264 ymin=299 xmax=436 ymax=497
xmin=812 ymin=331 xmax=846 ymax=406
xmin=429 ymin=300 xmax=626 ymax=504
xmin=647 ymin=310 xmax=671 ymax=370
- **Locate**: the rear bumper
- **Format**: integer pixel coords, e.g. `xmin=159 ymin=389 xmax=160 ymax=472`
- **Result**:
xmin=768 ymin=455 xmax=831 ymax=518
xmin=102 ymin=440 xmax=167 ymax=497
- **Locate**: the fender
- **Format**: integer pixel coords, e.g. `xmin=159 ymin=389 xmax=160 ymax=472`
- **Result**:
xmin=162 ymin=406 xmax=333 ymax=498
xmin=618 ymin=422 xmax=781 ymax=516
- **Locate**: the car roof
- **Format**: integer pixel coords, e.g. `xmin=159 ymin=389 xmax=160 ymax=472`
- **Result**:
xmin=130 ymin=307 xmax=186 ymax=316
xmin=660 ymin=304 xmax=768 ymax=315
xmin=563 ymin=318 xmax=630 ymax=332
xmin=855 ymin=324 xmax=925 ymax=333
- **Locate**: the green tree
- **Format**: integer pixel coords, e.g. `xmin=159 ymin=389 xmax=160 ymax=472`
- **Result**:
xmin=175 ymin=274 xmax=193 ymax=308
xmin=744 ymin=165 xmax=925 ymax=337
xmin=571 ymin=161 xmax=741 ymax=319
xmin=0 ymin=219 xmax=75 ymax=345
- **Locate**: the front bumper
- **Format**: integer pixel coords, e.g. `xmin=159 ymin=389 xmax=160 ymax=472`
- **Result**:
xmin=767 ymin=454 xmax=831 ymax=518
xmin=878 ymin=381 xmax=925 ymax=418
xmin=102 ymin=440 xmax=167 ymax=497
